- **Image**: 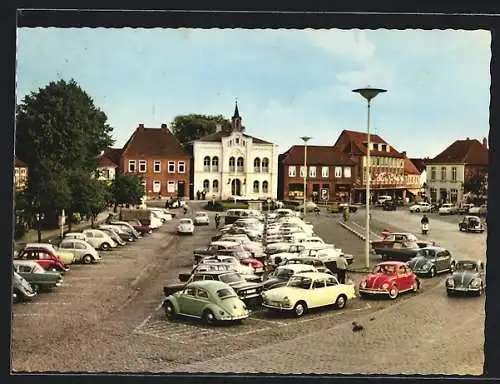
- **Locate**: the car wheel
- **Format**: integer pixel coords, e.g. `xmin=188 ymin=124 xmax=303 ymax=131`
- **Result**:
xmin=101 ymin=242 xmax=111 ymax=251
xmin=412 ymin=280 xmax=419 ymax=292
xmin=447 ymin=289 xmax=454 ymax=297
xmin=381 ymin=253 xmax=388 ymax=261
xmin=388 ymin=286 xmax=399 ymax=299
xmin=164 ymin=301 xmax=176 ymax=319
xmin=477 ymin=283 xmax=484 ymax=297
xmin=429 ymin=266 xmax=436 ymax=278
xmin=293 ymin=301 xmax=307 ymax=317
xmin=148 ymin=229 xmax=153 ymax=234
xmin=202 ymin=309 xmax=216 ymax=325
xmin=31 ymin=284 xmax=39 ymax=293
xmin=82 ymin=254 xmax=94 ymax=264
xmin=335 ymin=294 xmax=347 ymax=309
xmin=416 ymin=208 xmax=420 ymax=213
xmin=450 ymin=261 xmax=455 ymax=272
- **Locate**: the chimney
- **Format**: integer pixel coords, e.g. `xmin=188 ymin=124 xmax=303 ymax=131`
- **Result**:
xmin=402 ymin=151 xmax=406 ymax=157
xmin=138 ymin=123 xmax=145 ymax=131
xmin=483 ymin=137 xmax=488 ymax=149
xmin=466 ymin=137 xmax=470 ymax=140
xmin=161 ymin=123 xmax=167 ymax=130
xmin=215 ymin=124 xmax=222 ymax=133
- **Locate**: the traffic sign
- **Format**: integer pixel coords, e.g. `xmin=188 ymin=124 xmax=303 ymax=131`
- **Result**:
xmin=321 ymin=188 xmax=329 ymax=200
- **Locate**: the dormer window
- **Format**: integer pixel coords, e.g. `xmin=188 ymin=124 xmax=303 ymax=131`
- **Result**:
xmin=373 ymin=143 xmax=378 ymax=151
xmin=236 ymin=138 xmax=240 ymax=144
xmin=381 ymin=144 xmax=387 ymax=152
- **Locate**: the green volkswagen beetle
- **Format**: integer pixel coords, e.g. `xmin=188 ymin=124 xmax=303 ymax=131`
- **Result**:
xmin=13 ymin=260 xmax=63 ymax=292
xmin=162 ymin=280 xmax=249 ymax=325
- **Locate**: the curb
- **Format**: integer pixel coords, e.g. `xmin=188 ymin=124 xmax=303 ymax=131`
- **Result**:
xmin=338 ymin=221 xmax=367 ymax=241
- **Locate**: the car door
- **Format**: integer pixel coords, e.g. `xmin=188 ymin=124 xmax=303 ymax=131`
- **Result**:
xmin=397 ymin=265 xmax=413 ymax=291
xmin=437 ymin=250 xmax=451 ymax=272
xmin=37 ymin=250 xmax=54 ymax=270
xmin=73 ymin=241 xmax=88 ymax=260
xmin=84 ymin=232 xmax=98 ymax=248
xmin=177 ymin=287 xmax=198 ymax=316
xmin=59 ymin=241 xmax=76 ymax=258
xmin=308 ymin=278 xmax=327 ymax=308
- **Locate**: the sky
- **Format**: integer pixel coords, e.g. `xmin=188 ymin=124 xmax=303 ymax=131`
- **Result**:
xmin=16 ymin=28 xmax=491 ymax=158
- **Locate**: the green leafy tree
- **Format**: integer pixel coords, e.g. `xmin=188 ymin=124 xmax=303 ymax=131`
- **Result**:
xmin=15 ymin=79 xmax=114 ymax=227
xmin=170 ymin=114 xmax=231 ymax=148
xmin=109 ymin=172 xmax=144 ymax=212
xmin=464 ymin=171 xmax=488 ymax=197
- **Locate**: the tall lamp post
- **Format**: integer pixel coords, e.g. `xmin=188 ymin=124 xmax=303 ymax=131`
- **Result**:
xmin=300 ymin=136 xmax=312 ymax=218
xmin=352 ymin=87 xmax=387 ymax=268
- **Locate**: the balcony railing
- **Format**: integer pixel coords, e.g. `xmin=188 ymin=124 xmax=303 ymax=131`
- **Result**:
xmin=237 ymin=166 xmax=244 ymax=172
xmin=203 ymin=166 xmax=210 ymax=172
xmin=262 ymin=167 xmax=269 ymax=173
xmin=212 ymin=166 xmax=219 ymax=172
xmin=254 ymin=167 xmax=261 ymax=173
xmin=229 ymin=166 xmax=235 ymax=172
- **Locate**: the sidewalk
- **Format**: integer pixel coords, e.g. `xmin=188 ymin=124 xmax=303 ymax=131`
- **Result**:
xmin=15 ymin=210 xmax=112 ymax=248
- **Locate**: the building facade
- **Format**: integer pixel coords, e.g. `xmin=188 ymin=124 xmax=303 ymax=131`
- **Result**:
xmin=404 ymin=157 xmax=421 ymax=200
xmin=425 ymin=138 xmax=488 ymax=204
xmin=102 ymin=124 xmax=191 ymax=199
xmin=409 ymin=158 xmax=428 ymax=200
xmin=14 ymin=157 xmax=29 ymax=191
xmin=280 ymin=145 xmax=356 ymax=202
xmin=332 ymin=130 xmax=406 ymax=203
xmin=191 ymin=103 xmax=278 ymax=200
xmin=97 ymin=152 xmax=118 ymax=183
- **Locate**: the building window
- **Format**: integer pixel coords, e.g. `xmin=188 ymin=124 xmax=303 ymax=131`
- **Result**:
xmin=168 ymin=161 xmax=175 ymax=173
xmin=236 ymin=138 xmax=240 ymax=144
xmin=253 ymin=180 xmax=259 ymax=193
xmin=322 ymin=166 xmax=329 ymax=178
xmin=204 ymin=156 xmax=211 ymax=172
xmin=254 ymin=158 xmax=261 ymax=172
xmin=153 ymin=180 xmax=161 ymax=193
xmin=229 ymin=157 xmax=235 ymax=172
xmin=430 ymin=188 xmax=437 ymax=203
xmin=167 ymin=181 xmax=176 ymax=193
xmin=211 ymin=156 xmax=219 ymax=172
xmin=138 ymin=160 xmax=146 ymax=173
xmin=262 ymin=157 xmax=269 ymax=173
xmin=203 ymin=179 xmax=210 ymax=192
xmin=101 ymin=169 xmax=110 ymax=179
xmin=141 ymin=180 xmax=147 ymax=193
xmin=288 ymin=166 xmax=296 ymax=177
xmin=153 ymin=160 xmax=161 ymax=173
xmin=128 ymin=160 xmax=136 ymax=173
xmin=335 ymin=166 xmax=342 ymax=178
xmin=343 ymin=167 xmax=351 ymax=178
xmin=300 ymin=166 xmax=306 ymax=178
xmin=178 ymin=161 xmax=185 ymax=173
xmin=262 ymin=180 xmax=269 ymax=193
xmin=381 ymin=144 xmax=387 ymax=151
xmin=237 ymin=157 xmax=244 ymax=172
xmin=441 ymin=167 xmax=446 ymax=181
xmin=431 ymin=167 xmax=436 ymax=181
xmin=309 ymin=166 xmax=316 ymax=177
xmin=451 ymin=167 xmax=457 ymax=181
xmin=212 ymin=180 xmax=219 ymax=192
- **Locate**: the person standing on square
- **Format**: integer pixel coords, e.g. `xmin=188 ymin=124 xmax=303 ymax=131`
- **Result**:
xmin=336 ymin=254 xmax=348 ymax=284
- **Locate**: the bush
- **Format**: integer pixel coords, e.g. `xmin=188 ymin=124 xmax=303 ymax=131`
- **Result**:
xmin=14 ymin=223 xmax=27 ymax=240
xmin=204 ymin=201 xmax=225 ymax=212
xmin=221 ymin=202 xmax=249 ymax=210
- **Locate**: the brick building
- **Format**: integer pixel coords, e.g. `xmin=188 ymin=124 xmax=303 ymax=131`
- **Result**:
xmin=425 ymin=137 xmax=488 ymax=204
xmin=404 ymin=156 xmax=421 ymax=200
xmin=102 ymin=124 xmax=191 ymax=199
xmin=332 ymin=130 xmax=406 ymax=203
xmin=280 ymin=145 xmax=356 ymax=202
xmin=14 ymin=157 xmax=29 ymax=191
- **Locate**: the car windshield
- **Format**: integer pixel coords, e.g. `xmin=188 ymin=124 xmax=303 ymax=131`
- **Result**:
xmin=373 ymin=265 xmax=396 ymax=275
xmin=287 ymin=276 xmax=312 ymax=289
xmin=196 ymin=213 xmax=206 ymax=217
xmin=219 ymin=273 xmax=244 ymax=283
xmin=455 ymin=262 xmax=478 ymax=271
xmin=217 ymin=288 xmax=236 ymax=299
xmin=180 ymin=219 xmax=192 ymax=224
xmin=276 ymin=268 xmax=294 ymax=279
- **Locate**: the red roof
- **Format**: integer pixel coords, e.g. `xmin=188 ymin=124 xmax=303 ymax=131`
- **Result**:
xmin=14 ymin=157 xmax=27 ymax=167
xmin=427 ymin=139 xmax=488 ymax=165
xmin=409 ymin=158 xmax=428 ymax=173
xmin=333 ymin=130 xmax=405 ymax=158
xmin=99 ymin=156 xmax=118 ymax=168
xmin=404 ymin=157 xmax=420 ymax=175
xmin=122 ymin=125 xmax=190 ymax=157
xmin=282 ymin=145 xmax=356 ymax=166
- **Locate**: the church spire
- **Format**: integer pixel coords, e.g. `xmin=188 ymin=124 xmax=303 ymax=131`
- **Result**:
xmin=231 ymin=99 xmax=242 ymax=131
xmin=233 ymin=99 xmax=240 ymax=119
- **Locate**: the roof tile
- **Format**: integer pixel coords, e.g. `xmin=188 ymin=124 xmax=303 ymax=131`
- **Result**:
xmin=282 ymin=145 xmax=356 ymax=166
xmin=123 ymin=126 xmax=190 ymax=157
xmin=427 ymin=139 xmax=488 ymax=165
xmin=335 ymin=129 xmax=405 ymax=158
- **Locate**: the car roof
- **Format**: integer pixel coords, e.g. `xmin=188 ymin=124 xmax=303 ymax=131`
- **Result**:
xmin=292 ymin=272 xmax=334 ymax=279
xmin=187 ymin=280 xmax=230 ymax=290
xmin=278 ymin=263 xmax=316 ymax=272
xmin=25 ymin=243 xmax=54 ymax=248
xmin=418 ymin=246 xmax=445 ymax=251
xmin=464 ymin=215 xmax=480 ymax=219
xmin=377 ymin=261 xmax=408 ymax=267
xmin=287 ymin=256 xmax=318 ymax=262
xmin=13 ymin=260 xmax=39 ymax=267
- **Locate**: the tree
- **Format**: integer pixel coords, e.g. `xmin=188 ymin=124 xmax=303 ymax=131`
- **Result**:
xmin=170 ymin=114 xmax=231 ymax=148
xmin=109 ymin=172 xmax=144 ymax=212
xmin=464 ymin=171 xmax=488 ymax=197
xmin=15 ymin=79 xmax=114 ymax=227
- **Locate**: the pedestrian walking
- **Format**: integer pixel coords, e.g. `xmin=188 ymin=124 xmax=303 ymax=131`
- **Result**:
xmin=215 ymin=213 xmax=221 ymax=229
xmin=336 ymin=254 xmax=348 ymax=284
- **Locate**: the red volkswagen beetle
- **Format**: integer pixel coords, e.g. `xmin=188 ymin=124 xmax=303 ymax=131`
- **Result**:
xmin=358 ymin=261 xmax=420 ymax=299
xmin=217 ymin=249 xmax=265 ymax=275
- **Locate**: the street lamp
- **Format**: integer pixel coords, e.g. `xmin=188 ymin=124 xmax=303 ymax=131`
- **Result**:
xmin=300 ymin=136 xmax=312 ymax=218
xmin=352 ymin=86 xmax=387 ymax=268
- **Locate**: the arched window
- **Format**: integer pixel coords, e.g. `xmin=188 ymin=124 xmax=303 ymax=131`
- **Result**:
xmin=229 ymin=156 xmax=235 ymax=172
xmin=262 ymin=157 xmax=269 ymax=173
xmin=203 ymin=156 xmax=210 ymax=171
xmin=253 ymin=180 xmax=260 ymax=193
xmin=254 ymin=158 xmax=261 ymax=172
xmin=262 ymin=180 xmax=269 ymax=193
xmin=203 ymin=179 xmax=210 ymax=191
xmin=237 ymin=157 xmax=244 ymax=171
xmin=212 ymin=156 xmax=219 ymax=172
xmin=212 ymin=180 xmax=219 ymax=192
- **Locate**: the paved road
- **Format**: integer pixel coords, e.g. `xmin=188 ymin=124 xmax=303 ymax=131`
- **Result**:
xmin=11 ymin=205 xmax=484 ymax=375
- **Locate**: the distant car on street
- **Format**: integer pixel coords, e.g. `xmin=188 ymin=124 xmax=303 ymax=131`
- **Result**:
xmin=438 ymin=203 xmax=458 ymax=215
xmin=193 ymin=212 xmax=210 ymax=226
xmin=446 ymin=260 xmax=486 ymax=296
xmin=409 ymin=202 xmax=432 ymax=213
xmin=407 ymin=246 xmax=455 ymax=277
xmin=177 ymin=218 xmax=194 ymax=235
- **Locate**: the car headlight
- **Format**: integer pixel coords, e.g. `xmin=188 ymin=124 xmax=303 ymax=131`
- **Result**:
xmin=470 ymin=279 xmax=481 ymax=288
xmin=283 ymin=296 xmax=290 ymax=304
xmin=446 ymin=278 xmax=454 ymax=286
xmin=422 ymin=263 xmax=432 ymax=270
xmin=360 ymin=280 xmax=367 ymax=288
xmin=382 ymin=283 xmax=389 ymax=290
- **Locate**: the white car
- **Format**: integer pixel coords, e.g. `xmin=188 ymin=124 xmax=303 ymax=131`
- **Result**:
xmin=193 ymin=212 xmax=210 ymax=226
xmin=297 ymin=236 xmax=333 ymax=250
xmin=468 ymin=204 xmax=487 ymax=215
xmin=268 ymin=245 xmax=307 ymax=266
xmin=439 ymin=203 xmax=458 ymax=215
xmin=377 ymin=195 xmax=392 ymax=206
xmin=177 ymin=218 xmax=194 ymax=235
xmin=81 ymin=229 xmax=118 ymax=251
xmin=198 ymin=255 xmax=255 ymax=277
xmin=409 ymin=202 xmax=432 ymax=213
xmin=149 ymin=207 xmax=173 ymax=222
xmin=58 ymin=238 xmax=101 ymax=264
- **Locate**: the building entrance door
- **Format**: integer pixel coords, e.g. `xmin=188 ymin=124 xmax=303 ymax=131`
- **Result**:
xmin=231 ymin=179 xmax=241 ymax=196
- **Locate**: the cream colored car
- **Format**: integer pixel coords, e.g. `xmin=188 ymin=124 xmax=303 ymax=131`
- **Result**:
xmin=81 ymin=229 xmax=118 ymax=250
xmin=261 ymin=272 xmax=356 ymax=317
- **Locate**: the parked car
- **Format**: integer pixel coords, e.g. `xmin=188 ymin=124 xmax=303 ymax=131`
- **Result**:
xmin=359 ymin=262 xmax=420 ymax=299
xmin=446 ymin=260 xmax=486 ymax=296
xmin=12 ymin=270 xmax=37 ymax=303
xmin=468 ymin=204 xmax=487 ymax=216
xmin=149 ymin=207 xmax=173 ymax=222
xmin=408 ymin=202 xmax=432 ymax=213
xmin=382 ymin=200 xmax=397 ymax=211
xmin=261 ymin=272 xmax=356 ymax=317
xmin=280 ymin=256 xmax=333 ymax=274
xmin=198 ymin=255 xmax=259 ymax=281
xmin=13 ymin=260 xmax=63 ymax=292
xmin=376 ymin=195 xmax=392 ymax=206
xmin=162 ymin=280 xmax=249 ymax=325
xmin=458 ymin=216 xmax=485 ymax=233
xmin=457 ymin=203 xmax=475 ymax=214
xmin=374 ymin=240 xmax=425 ymax=262
xmin=57 ymin=238 xmax=101 ymax=264
xmin=216 ymin=249 xmax=265 ymax=275
xmin=406 ymin=246 xmax=455 ymax=277
xmin=439 ymin=203 xmax=458 ymax=215
xmin=177 ymin=218 xmax=194 ymax=235
xmin=25 ymin=243 xmax=76 ymax=265
xmin=15 ymin=247 xmax=69 ymax=273
xmin=371 ymin=232 xmax=434 ymax=253
xmin=296 ymin=202 xmax=320 ymax=213
xmin=194 ymin=212 xmax=210 ymax=226
xmin=193 ymin=241 xmax=241 ymax=264
xmin=262 ymin=264 xmax=318 ymax=291
xmin=99 ymin=227 xmax=127 ymax=245
xmin=108 ymin=220 xmax=141 ymax=239
xmin=126 ymin=219 xmax=153 ymax=235
xmin=80 ymin=229 xmax=118 ymax=250
xmin=99 ymin=224 xmax=135 ymax=242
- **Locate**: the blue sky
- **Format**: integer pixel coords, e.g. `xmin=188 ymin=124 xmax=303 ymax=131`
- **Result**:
xmin=16 ymin=28 xmax=491 ymax=158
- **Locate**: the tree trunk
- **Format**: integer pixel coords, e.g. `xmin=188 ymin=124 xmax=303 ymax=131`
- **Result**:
xmin=91 ymin=214 xmax=96 ymax=229
xmin=37 ymin=216 xmax=42 ymax=243
xmin=67 ymin=208 xmax=73 ymax=232
xmin=113 ymin=203 xmax=118 ymax=213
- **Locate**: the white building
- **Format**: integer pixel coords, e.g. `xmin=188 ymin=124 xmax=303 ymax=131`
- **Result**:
xmin=97 ymin=149 xmax=119 ymax=183
xmin=191 ymin=103 xmax=278 ymax=200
